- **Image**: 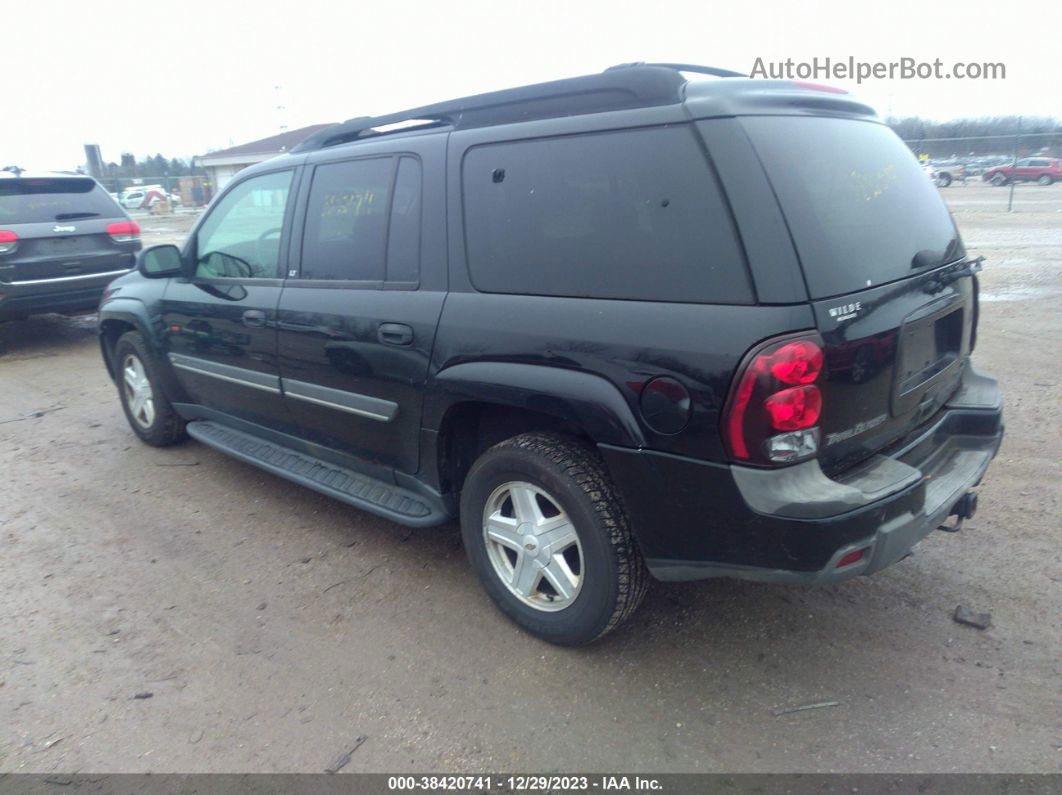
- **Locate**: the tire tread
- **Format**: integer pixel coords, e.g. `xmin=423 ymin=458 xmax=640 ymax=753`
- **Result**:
xmin=115 ymin=331 xmax=187 ymax=447
xmin=489 ymin=432 xmax=650 ymax=642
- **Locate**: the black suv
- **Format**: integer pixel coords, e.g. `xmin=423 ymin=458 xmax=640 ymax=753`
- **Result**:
xmin=97 ymin=64 xmax=1003 ymax=645
xmin=0 ymin=173 xmax=141 ymax=320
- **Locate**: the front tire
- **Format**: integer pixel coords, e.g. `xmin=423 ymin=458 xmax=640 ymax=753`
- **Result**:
xmin=990 ymin=173 xmax=1008 ymax=186
xmin=1037 ymin=174 xmax=1054 ymax=186
xmin=937 ymin=172 xmax=952 ymax=187
xmin=460 ymin=433 xmax=649 ymax=645
xmin=114 ymin=331 xmax=186 ymax=446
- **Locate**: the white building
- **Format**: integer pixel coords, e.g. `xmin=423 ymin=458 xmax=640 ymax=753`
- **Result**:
xmin=194 ymin=124 xmax=333 ymax=195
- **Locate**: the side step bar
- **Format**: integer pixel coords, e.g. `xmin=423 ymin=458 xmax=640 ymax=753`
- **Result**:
xmin=185 ymin=420 xmax=448 ymax=527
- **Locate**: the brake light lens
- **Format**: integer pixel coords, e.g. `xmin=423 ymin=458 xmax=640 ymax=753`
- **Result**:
xmin=769 ymin=340 xmax=824 ymax=385
xmin=106 ymin=221 xmax=140 ymax=242
xmin=0 ymin=230 xmax=18 ymax=254
xmin=765 ymin=385 xmax=822 ymax=430
xmin=723 ymin=334 xmax=826 ymax=465
xmin=792 ymin=80 xmax=848 ymax=94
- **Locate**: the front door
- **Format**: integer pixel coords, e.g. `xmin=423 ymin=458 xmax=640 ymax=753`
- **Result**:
xmin=161 ymin=168 xmax=299 ymax=433
xmin=276 ymin=143 xmax=446 ymax=474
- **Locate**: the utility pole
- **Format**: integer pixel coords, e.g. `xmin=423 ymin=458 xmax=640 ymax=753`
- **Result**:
xmin=274 ymin=85 xmax=288 ymax=132
xmin=1007 ymin=116 xmax=1022 ymax=213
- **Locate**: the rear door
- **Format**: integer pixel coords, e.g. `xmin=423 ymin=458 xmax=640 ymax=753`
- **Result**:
xmin=276 ymin=135 xmax=447 ymax=474
xmin=740 ymin=115 xmax=977 ymax=473
xmin=160 ymin=168 xmax=298 ymax=432
xmin=0 ymin=177 xmax=138 ymax=284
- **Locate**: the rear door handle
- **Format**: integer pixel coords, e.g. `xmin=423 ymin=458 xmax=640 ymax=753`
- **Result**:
xmin=242 ymin=309 xmax=267 ymax=328
xmin=377 ymin=322 xmax=414 ymax=346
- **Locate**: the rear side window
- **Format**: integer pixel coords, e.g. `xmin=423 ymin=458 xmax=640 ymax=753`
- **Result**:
xmin=300 ymin=155 xmax=422 ymax=283
xmin=0 ymin=178 xmax=122 ymax=223
xmin=461 ymin=127 xmax=752 ymax=304
xmin=386 ymin=157 xmax=422 ymax=283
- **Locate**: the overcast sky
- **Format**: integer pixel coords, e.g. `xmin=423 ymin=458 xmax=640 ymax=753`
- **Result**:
xmin=4 ymin=0 xmax=1059 ymax=172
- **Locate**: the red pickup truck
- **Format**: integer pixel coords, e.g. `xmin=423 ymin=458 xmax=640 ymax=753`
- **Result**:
xmin=983 ymin=157 xmax=1061 ymax=186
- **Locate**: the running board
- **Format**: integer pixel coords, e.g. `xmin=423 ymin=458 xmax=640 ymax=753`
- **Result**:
xmin=185 ymin=420 xmax=447 ymax=527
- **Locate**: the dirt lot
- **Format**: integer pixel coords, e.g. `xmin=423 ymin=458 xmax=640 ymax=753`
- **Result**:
xmin=1 ymin=186 xmax=1059 ymax=774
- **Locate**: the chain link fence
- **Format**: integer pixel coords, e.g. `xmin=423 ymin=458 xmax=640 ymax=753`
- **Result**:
xmin=93 ymin=175 xmax=212 ymax=213
xmin=902 ymin=131 xmax=1061 ymax=211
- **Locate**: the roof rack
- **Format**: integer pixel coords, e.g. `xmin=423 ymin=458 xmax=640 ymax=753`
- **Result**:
xmin=292 ymin=63 xmax=741 ymax=153
xmin=605 ymin=62 xmax=747 ymax=78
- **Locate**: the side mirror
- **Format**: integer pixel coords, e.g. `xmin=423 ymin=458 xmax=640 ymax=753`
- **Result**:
xmin=137 ymin=244 xmax=184 ymax=278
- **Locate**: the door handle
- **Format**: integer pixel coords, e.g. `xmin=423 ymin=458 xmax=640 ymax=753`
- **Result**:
xmin=242 ymin=309 xmax=267 ymax=328
xmin=377 ymin=322 xmax=414 ymax=346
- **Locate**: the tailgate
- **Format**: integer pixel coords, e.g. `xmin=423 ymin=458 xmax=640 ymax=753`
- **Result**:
xmin=2 ymin=219 xmax=134 ymax=283
xmin=738 ymin=114 xmax=980 ymax=473
xmin=0 ymin=176 xmax=138 ymax=284
xmin=812 ymin=262 xmax=978 ymax=474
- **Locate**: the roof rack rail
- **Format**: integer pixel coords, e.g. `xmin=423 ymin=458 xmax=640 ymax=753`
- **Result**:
xmin=605 ymin=62 xmax=747 ymax=78
xmin=291 ymin=66 xmax=691 ymax=153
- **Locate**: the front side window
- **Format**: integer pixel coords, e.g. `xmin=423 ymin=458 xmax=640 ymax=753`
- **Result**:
xmin=195 ymin=170 xmax=293 ymax=279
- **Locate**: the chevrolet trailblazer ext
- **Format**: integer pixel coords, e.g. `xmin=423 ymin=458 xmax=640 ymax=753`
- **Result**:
xmin=96 ymin=64 xmax=1003 ymax=645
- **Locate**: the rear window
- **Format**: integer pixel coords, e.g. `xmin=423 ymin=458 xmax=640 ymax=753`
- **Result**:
xmin=462 ymin=126 xmax=752 ymax=304
xmin=741 ymin=117 xmax=962 ymax=299
xmin=0 ymin=178 xmax=123 ymax=224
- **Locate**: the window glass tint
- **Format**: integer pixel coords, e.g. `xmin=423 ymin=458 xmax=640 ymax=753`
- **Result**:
xmin=386 ymin=157 xmax=421 ymax=283
xmin=741 ymin=116 xmax=962 ymax=299
xmin=301 ymin=158 xmax=393 ymax=281
xmin=462 ymin=127 xmax=751 ymax=304
xmin=195 ymin=170 xmax=292 ymax=279
xmin=0 ymin=178 xmax=122 ymax=223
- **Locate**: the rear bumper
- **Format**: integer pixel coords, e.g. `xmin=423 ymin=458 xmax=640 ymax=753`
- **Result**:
xmin=601 ymin=364 xmax=1003 ymax=583
xmin=0 ymin=266 xmax=134 ymax=319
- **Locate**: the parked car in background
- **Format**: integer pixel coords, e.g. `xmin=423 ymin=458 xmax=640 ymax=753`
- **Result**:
xmin=120 ymin=185 xmax=176 ymax=210
xmin=0 ymin=172 xmax=141 ymax=320
xmin=930 ymin=161 xmax=967 ymax=187
xmin=97 ymin=64 xmax=1002 ymax=645
xmin=983 ymin=158 xmax=1061 ymax=186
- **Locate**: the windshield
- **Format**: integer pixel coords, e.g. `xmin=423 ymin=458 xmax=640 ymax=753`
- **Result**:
xmin=0 ymin=178 xmax=124 ymax=223
xmin=741 ymin=116 xmax=963 ymax=299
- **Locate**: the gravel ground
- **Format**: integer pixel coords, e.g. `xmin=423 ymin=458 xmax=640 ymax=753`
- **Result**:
xmin=0 ymin=188 xmax=1059 ymax=774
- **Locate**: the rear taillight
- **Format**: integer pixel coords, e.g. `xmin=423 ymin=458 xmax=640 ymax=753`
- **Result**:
xmin=723 ymin=334 xmax=825 ymax=465
xmin=0 ymin=230 xmax=18 ymax=254
xmin=106 ymin=220 xmax=140 ymax=242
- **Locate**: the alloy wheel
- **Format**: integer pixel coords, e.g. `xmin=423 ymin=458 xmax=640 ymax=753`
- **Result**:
xmin=122 ymin=353 xmax=156 ymax=429
xmin=482 ymin=481 xmax=583 ymax=612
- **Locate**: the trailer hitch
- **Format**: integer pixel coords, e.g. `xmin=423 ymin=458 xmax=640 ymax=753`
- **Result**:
xmin=938 ymin=490 xmax=978 ymax=533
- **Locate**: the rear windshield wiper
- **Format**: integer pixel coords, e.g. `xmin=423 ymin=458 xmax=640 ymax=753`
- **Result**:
xmin=922 ymin=256 xmax=984 ymax=294
xmin=55 ymin=212 xmax=100 ymax=220
xmin=911 ymin=237 xmax=961 ymax=271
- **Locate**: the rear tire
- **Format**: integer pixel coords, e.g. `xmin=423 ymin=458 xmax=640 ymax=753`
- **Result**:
xmin=460 ymin=432 xmax=649 ymax=645
xmin=1037 ymin=174 xmax=1054 ymax=186
xmin=114 ymin=331 xmax=186 ymax=446
xmin=937 ymin=172 xmax=952 ymax=187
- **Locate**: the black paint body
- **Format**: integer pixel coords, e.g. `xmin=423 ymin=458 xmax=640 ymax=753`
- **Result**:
xmin=97 ymin=68 xmax=1003 ymax=582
